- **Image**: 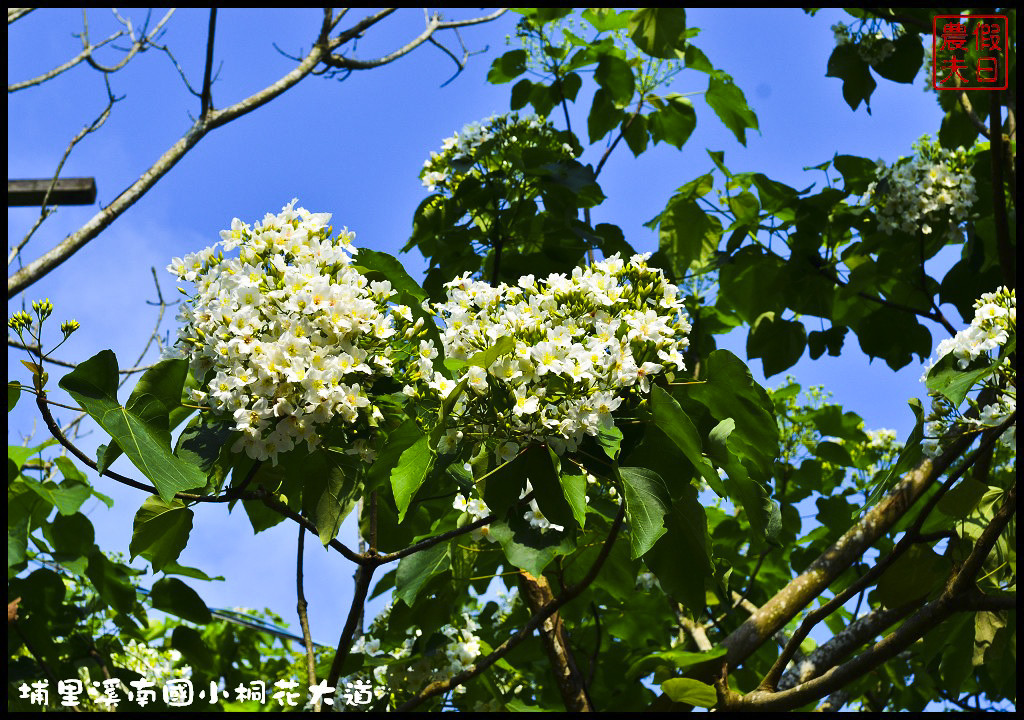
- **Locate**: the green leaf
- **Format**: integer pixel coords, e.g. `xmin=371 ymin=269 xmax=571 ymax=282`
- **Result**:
xmin=489 ymin=513 xmax=576 ymax=577
xmin=627 ymin=646 xmax=726 ymax=682
xmin=594 ymin=55 xmax=634 ymax=106
xmin=926 ymin=352 xmax=998 ymax=407
xmin=629 ymin=8 xmax=687 ymax=59
xmin=59 ymin=351 xmax=208 ymax=502
xmin=560 ymin=472 xmax=588 ymax=530
xmin=647 ymin=95 xmax=697 ymax=150
xmin=314 ymin=462 xmax=360 ymax=546
xmin=130 ymin=496 xmax=194 ymax=572
xmin=855 ymin=306 xmax=932 ymax=371
xmin=367 ymin=419 xmax=423 ymax=492
xmin=746 ymin=312 xmax=807 ymax=377
xmin=174 ymin=413 xmax=234 ymax=485
xmin=395 ymin=542 xmax=449 ymax=606
xmin=8 ymin=381 xmax=20 ymax=412
xmin=876 ymin=544 xmax=947 ymax=608
xmin=872 ymin=32 xmax=923 ymax=84
xmin=588 ymin=87 xmax=625 ymax=143
xmin=488 ymin=49 xmax=527 ymax=84
xmin=642 ymin=484 xmax=714 ymax=614
xmin=619 ymin=467 xmax=670 ymax=559
xmin=86 ymin=548 xmax=137 ymax=612
xmin=707 ymin=417 xmax=779 ymax=546
xmin=160 ymin=562 xmax=223 ymax=582
xmin=150 ymin=577 xmax=211 ymax=624
xmin=705 ymin=72 xmax=759 ymax=145
xmin=661 ymin=678 xmax=717 ymax=708
xmin=392 ymin=433 xmax=434 ymax=523
xmin=814 ymin=441 xmax=856 ymax=467
xmin=43 ymin=510 xmax=94 ymax=553
xmin=596 ymin=424 xmax=622 ymax=461
xmin=826 ymin=43 xmax=875 ymax=113
xmin=8 ymin=515 xmax=29 ymax=573
xmin=525 ymin=445 xmax=575 ymax=530
xmin=650 ymin=385 xmax=725 ymax=496
xmin=23 ymin=477 xmax=92 ymax=516
xmin=172 ymin=626 xmax=214 ymax=673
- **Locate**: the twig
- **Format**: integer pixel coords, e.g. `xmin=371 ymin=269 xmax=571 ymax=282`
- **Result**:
xmin=200 ymin=9 xmax=217 ymax=118
xmin=8 ymin=74 xmax=120 ymax=268
xmin=296 ymin=525 xmax=320 ymax=712
xmin=989 ymin=89 xmax=1015 ymax=289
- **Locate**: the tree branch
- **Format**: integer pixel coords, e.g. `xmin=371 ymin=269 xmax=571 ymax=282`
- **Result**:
xmin=517 ymin=569 xmax=594 ymax=711
xmin=720 ymin=484 xmax=1016 ymax=711
xmin=296 ymin=525 xmax=320 ymax=712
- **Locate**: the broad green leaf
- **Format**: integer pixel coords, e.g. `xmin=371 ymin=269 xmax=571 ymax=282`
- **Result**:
xmin=926 ymin=352 xmax=998 ymax=407
xmin=705 ymin=71 xmax=758 ymax=145
xmin=876 ymin=544 xmax=948 ymax=608
xmin=649 ymin=385 xmax=725 ymax=496
xmin=525 ymin=445 xmax=575 ymax=530
xmin=489 ymin=513 xmax=576 ymax=576
xmin=560 ymin=472 xmax=587 ymax=530
xmin=315 ymin=462 xmax=360 ymax=546
xmin=619 ymin=466 xmax=670 ymax=559
xmin=629 ymin=8 xmax=687 ymax=59
xmin=44 ymin=512 xmax=94 ymax=555
xmin=395 ymin=541 xmax=449 ymax=606
xmin=747 ymin=311 xmax=807 ymax=377
xmin=59 ymin=351 xmax=208 ymax=502
xmin=594 ymin=55 xmax=634 ymax=106
xmin=99 ymin=358 xmax=192 ymax=472
xmin=130 ymin=496 xmax=194 ymax=572
xmin=8 ymin=381 xmax=20 ymax=412
xmin=174 ymin=413 xmax=235 ymax=485
xmin=856 ymin=305 xmax=932 ymax=371
xmin=627 ymin=646 xmax=726 ymax=682
xmin=488 ymin=49 xmax=527 ymax=84
xmin=826 ymin=43 xmax=876 ymax=112
xmin=596 ymin=424 xmax=622 ymax=460
xmin=872 ymin=32 xmax=923 ymax=84
xmin=588 ymin=87 xmax=625 ymax=143
xmin=150 ymin=577 xmax=211 ymax=624
xmin=814 ymin=441 xmax=856 ymax=467
xmin=353 ymin=247 xmax=428 ymax=303
xmin=647 ymin=95 xmax=697 ymax=150
xmin=367 ymin=419 xmax=424 ymax=492
xmin=161 ymin=562 xmax=223 ymax=582
xmin=54 ymin=455 xmax=86 ymax=483
xmin=661 ymin=678 xmax=717 ymax=708
xmin=656 ymin=197 xmax=719 ymax=275
xmin=22 ymin=477 xmax=92 ymax=516
xmin=86 ymin=547 xmax=136 ymax=612
xmin=8 ymin=515 xmax=29 ymax=573
xmin=707 ymin=418 xmax=779 ymax=545
xmin=392 ymin=433 xmax=434 ymax=523
xmin=642 ymin=483 xmax=714 ymax=614
xmin=172 ymin=626 xmax=214 ymax=673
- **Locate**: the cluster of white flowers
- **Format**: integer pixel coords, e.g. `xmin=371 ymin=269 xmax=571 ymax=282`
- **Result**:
xmin=426 ymin=253 xmax=690 ymax=461
xmin=168 ymin=200 xmax=433 ymax=465
xmin=922 ymin=287 xmax=1016 ymax=457
xmin=866 ymin=136 xmax=977 ymax=237
xmin=929 ymin=287 xmax=1016 ymax=372
xmin=420 ymin=112 xmax=575 ymax=193
xmin=831 ymin=22 xmax=895 ymax=64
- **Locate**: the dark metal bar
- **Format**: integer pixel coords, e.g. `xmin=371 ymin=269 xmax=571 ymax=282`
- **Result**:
xmin=7 ymin=178 xmax=97 ymax=206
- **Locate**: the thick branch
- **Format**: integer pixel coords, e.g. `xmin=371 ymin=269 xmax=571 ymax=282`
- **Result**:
xmin=518 ymin=570 xmax=593 ymax=711
xmin=324 ymin=560 xmax=378 ymax=697
xmin=722 ymin=484 xmax=1016 ymax=711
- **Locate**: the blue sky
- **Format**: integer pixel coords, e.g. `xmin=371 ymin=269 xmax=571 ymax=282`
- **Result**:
xmin=9 ymin=8 xmax=953 ymax=651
